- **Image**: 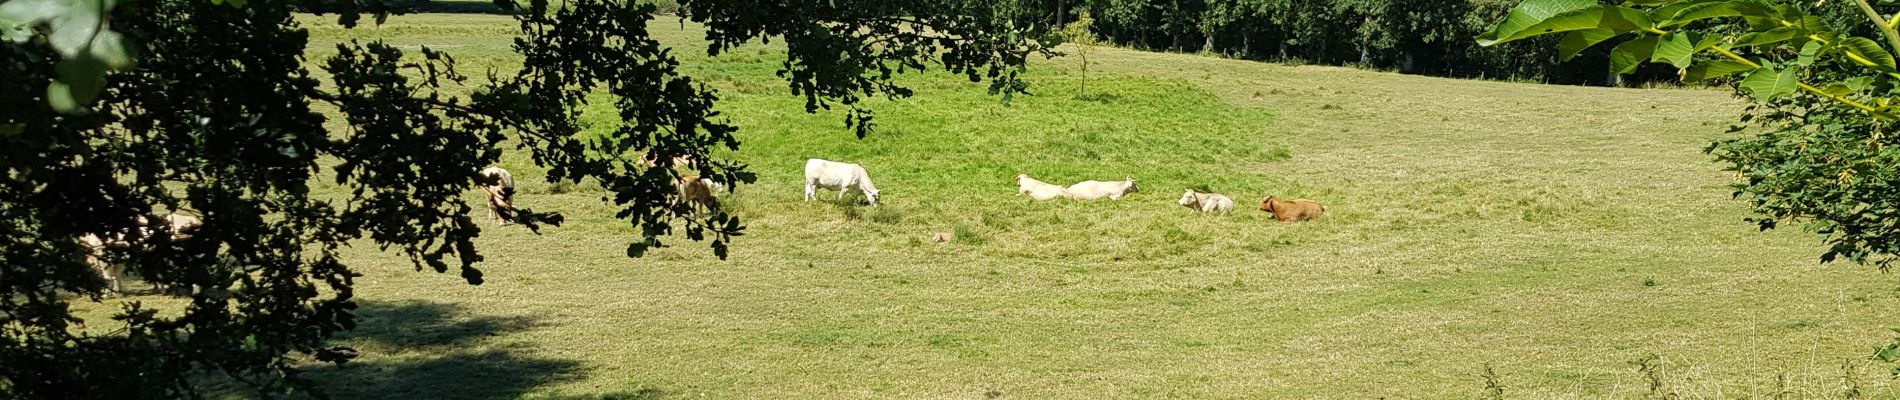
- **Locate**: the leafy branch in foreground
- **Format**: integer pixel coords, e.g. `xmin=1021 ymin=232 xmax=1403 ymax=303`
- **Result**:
xmin=1480 ymin=0 xmax=1900 ymax=117
xmin=0 ymin=0 xmax=1051 ymax=397
xmin=1481 ymin=0 xmax=1900 ymax=268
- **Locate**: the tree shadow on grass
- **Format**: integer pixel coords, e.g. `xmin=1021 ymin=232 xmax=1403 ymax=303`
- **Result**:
xmin=298 ymin=299 xmax=589 ymax=399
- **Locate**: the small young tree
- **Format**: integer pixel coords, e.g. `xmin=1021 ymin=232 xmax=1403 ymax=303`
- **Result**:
xmin=1063 ymin=10 xmax=1101 ymax=97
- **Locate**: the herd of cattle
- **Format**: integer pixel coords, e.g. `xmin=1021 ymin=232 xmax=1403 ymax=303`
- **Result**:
xmin=82 ymin=156 xmax=1325 ymax=294
xmin=481 ymin=157 xmax=1328 ymax=225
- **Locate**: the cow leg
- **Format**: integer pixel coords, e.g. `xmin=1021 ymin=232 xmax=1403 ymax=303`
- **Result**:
xmin=99 ymin=263 xmax=123 ymax=294
xmin=803 ymin=183 xmax=815 ymax=202
xmin=837 ymin=188 xmax=848 ymax=202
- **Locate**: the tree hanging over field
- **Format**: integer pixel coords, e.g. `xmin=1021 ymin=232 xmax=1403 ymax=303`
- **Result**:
xmin=1476 ymin=0 xmax=1900 ymax=269
xmin=0 ymin=0 xmax=1054 ymax=397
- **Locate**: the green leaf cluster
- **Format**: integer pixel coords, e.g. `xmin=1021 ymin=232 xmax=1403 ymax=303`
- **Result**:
xmin=1481 ymin=0 xmax=1900 ymax=273
xmin=1477 ymin=0 xmax=1900 ymax=105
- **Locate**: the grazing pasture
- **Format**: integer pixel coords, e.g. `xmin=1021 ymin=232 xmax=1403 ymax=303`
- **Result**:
xmin=70 ymin=11 xmax=1900 ymax=399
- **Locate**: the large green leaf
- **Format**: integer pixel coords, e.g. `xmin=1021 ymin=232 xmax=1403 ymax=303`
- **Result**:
xmin=1610 ymin=36 xmax=1660 ymax=74
xmin=1661 ymin=1 xmax=1771 ymax=28
xmin=45 ymin=77 xmax=101 ymax=114
xmin=1653 ymin=32 xmax=1697 ymax=68
xmin=1478 ymin=1 xmax=1637 ymax=46
xmin=1648 ymin=0 xmax=1723 ymax=23
xmin=1740 ymin=4 xmax=1797 ymax=29
xmin=46 ymin=0 xmax=101 ymax=58
xmin=0 ymin=0 xmax=63 ymax=27
xmin=1558 ymin=28 xmax=1618 ymax=61
xmin=1838 ymin=36 xmax=1897 ymax=72
xmin=1795 ymin=40 xmax=1822 ymax=67
xmin=1819 ymin=76 xmax=1873 ymax=96
xmin=89 ymin=30 xmax=132 ymax=69
xmin=1738 ymin=66 xmax=1797 ymax=99
xmin=1732 ymin=27 xmax=1799 ymax=47
xmin=1477 ymin=0 xmax=1593 ymax=45
xmin=1695 ymin=33 xmax=1722 ymax=51
xmin=1682 ymin=60 xmax=1756 ymax=81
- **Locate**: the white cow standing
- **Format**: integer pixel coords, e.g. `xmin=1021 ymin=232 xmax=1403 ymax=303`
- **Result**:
xmin=1015 ymin=172 xmax=1067 ymax=201
xmin=803 ymin=159 xmax=880 ymax=206
xmin=1177 ymin=189 xmax=1235 ymax=214
xmin=1064 ymin=177 xmax=1139 ymax=200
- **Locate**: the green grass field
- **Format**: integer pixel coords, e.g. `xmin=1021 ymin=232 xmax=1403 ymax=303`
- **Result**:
xmin=73 ymin=11 xmax=1900 ymax=398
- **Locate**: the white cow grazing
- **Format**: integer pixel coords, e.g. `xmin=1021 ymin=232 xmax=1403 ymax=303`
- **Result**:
xmin=1015 ymin=173 xmax=1067 ymax=201
xmin=479 ymin=166 xmax=517 ymax=225
xmin=804 ymin=159 xmax=880 ymax=206
xmin=1177 ymin=189 xmax=1235 ymax=214
xmin=1064 ymin=177 xmax=1139 ymax=200
xmin=81 ymin=214 xmax=203 ymax=294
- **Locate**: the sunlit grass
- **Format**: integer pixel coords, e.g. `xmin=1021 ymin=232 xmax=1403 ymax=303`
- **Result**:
xmin=67 ymin=11 xmax=1900 ymax=399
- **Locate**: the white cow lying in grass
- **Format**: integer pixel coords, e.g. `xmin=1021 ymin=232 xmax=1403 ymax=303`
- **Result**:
xmin=479 ymin=166 xmax=517 ymax=225
xmin=80 ymin=214 xmax=202 ymax=294
xmin=804 ymin=159 xmax=880 ymax=206
xmin=1177 ymin=189 xmax=1234 ymax=214
xmin=1064 ymin=177 xmax=1138 ymax=200
xmin=1015 ymin=172 xmax=1067 ymax=201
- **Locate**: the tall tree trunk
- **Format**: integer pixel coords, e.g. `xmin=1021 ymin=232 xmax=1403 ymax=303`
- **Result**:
xmin=1402 ymin=50 xmax=1416 ymax=73
xmin=1202 ymin=34 xmax=1214 ymax=54
xmin=1056 ymin=0 xmax=1065 ymax=28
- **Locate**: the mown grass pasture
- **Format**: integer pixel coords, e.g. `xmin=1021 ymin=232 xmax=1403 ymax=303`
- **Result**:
xmin=70 ymin=11 xmax=1900 ymax=399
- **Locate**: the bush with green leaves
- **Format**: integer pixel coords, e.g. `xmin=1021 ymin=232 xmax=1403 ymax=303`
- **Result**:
xmin=1477 ymin=0 xmax=1900 ymax=269
xmin=0 ymin=0 xmax=1052 ymax=397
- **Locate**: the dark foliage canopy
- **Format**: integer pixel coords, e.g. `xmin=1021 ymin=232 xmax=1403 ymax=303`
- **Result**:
xmin=0 ymin=0 xmax=1051 ymax=397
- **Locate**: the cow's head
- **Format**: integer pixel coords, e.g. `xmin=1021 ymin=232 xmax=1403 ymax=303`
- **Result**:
xmin=1259 ymin=196 xmax=1278 ymax=213
xmin=865 ymin=188 xmax=881 ymax=206
xmin=1178 ymin=189 xmax=1198 ymax=207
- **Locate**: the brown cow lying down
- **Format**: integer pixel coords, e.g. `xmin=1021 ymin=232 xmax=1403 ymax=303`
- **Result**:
xmin=1258 ymin=196 xmax=1325 ymax=222
xmin=677 ymin=174 xmax=721 ymax=213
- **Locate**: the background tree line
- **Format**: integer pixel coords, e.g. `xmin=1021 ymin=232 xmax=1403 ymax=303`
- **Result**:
xmin=997 ymin=0 xmax=1718 ymax=85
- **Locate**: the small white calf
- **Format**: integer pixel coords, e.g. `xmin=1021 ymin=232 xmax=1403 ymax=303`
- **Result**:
xmin=479 ymin=166 xmax=517 ymax=225
xmin=1015 ymin=173 xmax=1067 ymax=201
xmin=1064 ymin=177 xmax=1139 ymax=200
xmin=803 ymin=159 xmax=880 ymax=206
xmin=1177 ymin=189 xmax=1235 ymax=214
